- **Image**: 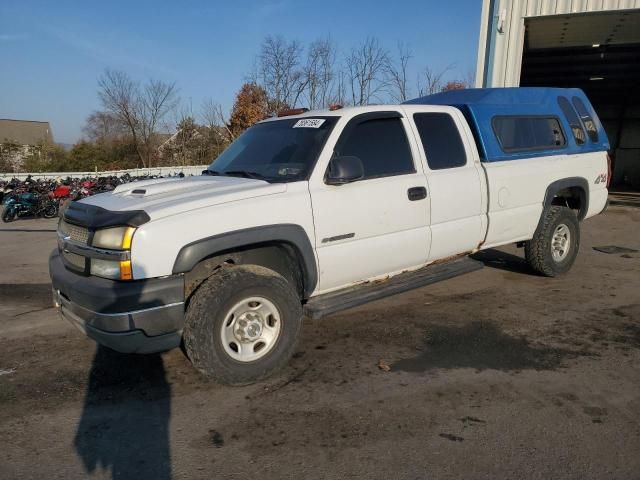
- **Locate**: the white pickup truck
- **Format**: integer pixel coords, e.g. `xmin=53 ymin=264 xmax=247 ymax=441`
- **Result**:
xmin=50 ymin=87 xmax=610 ymax=384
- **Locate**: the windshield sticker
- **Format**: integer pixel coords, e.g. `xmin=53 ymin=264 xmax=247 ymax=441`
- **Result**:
xmin=293 ymin=118 xmax=325 ymax=128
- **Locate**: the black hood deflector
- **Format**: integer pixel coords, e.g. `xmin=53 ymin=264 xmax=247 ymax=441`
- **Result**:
xmin=63 ymin=201 xmax=150 ymax=229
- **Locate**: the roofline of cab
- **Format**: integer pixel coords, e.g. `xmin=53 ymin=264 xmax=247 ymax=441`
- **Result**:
xmin=258 ymin=104 xmax=408 ymax=123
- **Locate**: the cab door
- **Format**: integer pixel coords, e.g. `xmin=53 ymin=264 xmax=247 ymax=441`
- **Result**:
xmin=308 ymin=111 xmax=431 ymax=294
xmin=403 ymin=106 xmax=487 ymax=261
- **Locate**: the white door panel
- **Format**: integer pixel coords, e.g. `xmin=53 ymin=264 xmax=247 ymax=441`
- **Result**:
xmin=402 ymin=105 xmax=487 ymax=261
xmin=309 ymin=111 xmax=431 ymax=293
xmin=427 ymin=168 xmax=485 ymax=258
xmin=429 ymin=216 xmax=484 ymax=260
xmin=315 ymin=225 xmax=430 ymax=293
xmin=311 ymin=173 xmax=430 ymax=292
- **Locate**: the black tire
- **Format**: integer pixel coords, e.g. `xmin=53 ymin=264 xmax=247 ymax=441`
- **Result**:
xmin=1 ymin=206 xmax=15 ymax=223
xmin=525 ymin=206 xmax=580 ymax=277
xmin=183 ymin=264 xmax=303 ymax=385
xmin=42 ymin=202 xmax=58 ymax=219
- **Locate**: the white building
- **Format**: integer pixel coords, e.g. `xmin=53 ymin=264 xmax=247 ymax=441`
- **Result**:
xmin=475 ymin=1 xmax=640 ymax=189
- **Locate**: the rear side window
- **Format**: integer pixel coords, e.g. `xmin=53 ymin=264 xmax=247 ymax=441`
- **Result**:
xmin=336 ymin=117 xmax=414 ymax=179
xmin=493 ymin=117 xmax=566 ymax=152
xmin=558 ymin=96 xmax=586 ymax=145
xmin=572 ymin=97 xmax=599 ymax=143
xmin=413 ymin=113 xmax=467 ymax=170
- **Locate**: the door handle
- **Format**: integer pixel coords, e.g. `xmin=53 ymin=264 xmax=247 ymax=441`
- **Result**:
xmin=407 ymin=186 xmax=427 ymax=201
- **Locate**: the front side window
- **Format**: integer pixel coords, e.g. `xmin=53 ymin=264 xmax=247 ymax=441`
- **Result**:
xmin=335 ymin=117 xmax=415 ymax=179
xmin=558 ymin=96 xmax=586 ymax=145
xmin=572 ymin=97 xmax=599 ymax=143
xmin=413 ymin=113 xmax=467 ymax=170
xmin=209 ymin=117 xmax=338 ymax=182
xmin=493 ymin=116 xmax=566 ymax=152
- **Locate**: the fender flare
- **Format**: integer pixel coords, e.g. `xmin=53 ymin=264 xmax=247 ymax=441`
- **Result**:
xmin=172 ymin=224 xmax=317 ymax=298
xmin=542 ymin=177 xmax=589 ymax=221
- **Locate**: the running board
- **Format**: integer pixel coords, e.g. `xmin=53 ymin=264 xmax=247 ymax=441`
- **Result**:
xmin=303 ymin=257 xmax=483 ymax=320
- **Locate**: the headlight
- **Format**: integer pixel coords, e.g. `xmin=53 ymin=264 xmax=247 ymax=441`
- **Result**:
xmin=89 ymin=226 xmax=136 ymax=280
xmin=90 ymin=259 xmax=133 ymax=280
xmin=92 ymin=226 xmax=136 ymax=250
xmin=90 ymin=259 xmax=121 ymax=279
xmin=58 ymin=219 xmax=70 ymax=237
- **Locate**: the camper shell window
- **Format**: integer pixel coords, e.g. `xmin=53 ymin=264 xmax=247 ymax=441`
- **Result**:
xmin=572 ymin=97 xmax=599 ymax=143
xmin=558 ymin=96 xmax=586 ymax=145
xmin=492 ymin=116 xmax=566 ymax=153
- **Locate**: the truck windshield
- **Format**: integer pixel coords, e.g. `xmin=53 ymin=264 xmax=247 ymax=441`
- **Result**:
xmin=207 ymin=117 xmax=338 ymax=182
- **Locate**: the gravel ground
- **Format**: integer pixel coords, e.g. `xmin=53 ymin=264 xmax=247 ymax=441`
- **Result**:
xmin=0 ymin=206 xmax=639 ymax=480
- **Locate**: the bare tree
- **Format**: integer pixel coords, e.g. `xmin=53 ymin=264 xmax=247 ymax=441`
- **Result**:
xmin=201 ymin=97 xmax=234 ymax=143
xmin=385 ymin=42 xmax=412 ymax=103
xmin=83 ymin=111 xmax=127 ymax=143
xmin=97 ymin=68 xmax=178 ymax=167
xmin=258 ymin=35 xmax=306 ymax=113
xmin=346 ymin=37 xmax=389 ymax=106
xmin=462 ymin=67 xmax=476 ymax=88
xmin=302 ymin=38 xmax=336 ymax=109
xmin=329 ymin=69 xmax=349 ymax=107
xmin=416 ymin=64 xmax=455 ymax=97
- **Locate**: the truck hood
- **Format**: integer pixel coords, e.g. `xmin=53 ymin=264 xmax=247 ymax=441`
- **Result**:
xmin=80 ymin=175 xmax=287 ymax=220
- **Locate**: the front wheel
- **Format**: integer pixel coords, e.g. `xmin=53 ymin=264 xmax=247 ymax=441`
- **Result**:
xmin=525 ymin=206 xmax=580 ymax=277
xmin=1 ymin=205 xmax=16 ymax=223
xmin=183 ymin=264 xmax=303 ymax=385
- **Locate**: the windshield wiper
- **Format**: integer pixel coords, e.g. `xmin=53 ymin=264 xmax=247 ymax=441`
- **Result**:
xmin=223 ymin=170 xmax=267 ymax=180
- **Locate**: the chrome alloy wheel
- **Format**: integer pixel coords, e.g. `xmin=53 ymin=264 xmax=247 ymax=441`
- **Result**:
xmin=551 ymin=223 xmax=571 ymax=262
xmin=220 ymin=296 xmax=281 ymax=362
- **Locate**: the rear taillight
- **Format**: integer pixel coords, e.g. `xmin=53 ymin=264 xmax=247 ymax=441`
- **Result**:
xmin=606 ymin=154 xmax=612 ymax=188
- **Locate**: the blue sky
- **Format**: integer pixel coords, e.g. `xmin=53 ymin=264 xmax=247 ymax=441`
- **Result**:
xmin=0 ymin=0 xmax=482 ymax=144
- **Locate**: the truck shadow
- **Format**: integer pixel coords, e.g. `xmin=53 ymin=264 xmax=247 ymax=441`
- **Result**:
xmin=472 ymin=248 xmax=532 ymax=275
xmin=392 ymin=321 xmax=585 ymax=373
xmin=74 ymin=346 xmax=172 ymax=480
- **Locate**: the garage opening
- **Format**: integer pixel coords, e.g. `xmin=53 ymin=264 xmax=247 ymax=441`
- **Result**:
xmin=520 ymin=9 xmax=640 ymax=191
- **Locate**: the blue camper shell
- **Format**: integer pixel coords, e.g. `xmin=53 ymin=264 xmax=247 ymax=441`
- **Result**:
xmin=403 ymin=87 xmax=610 ymax=162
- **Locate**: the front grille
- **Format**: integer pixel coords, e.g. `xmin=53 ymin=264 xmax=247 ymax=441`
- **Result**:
xmin=59 ymin=220 xmax=89 ymax=245
xmin=63 ymin=250 xmax=86 ymax=270
xmin=69 ymin=224 xmax=89 ymax=244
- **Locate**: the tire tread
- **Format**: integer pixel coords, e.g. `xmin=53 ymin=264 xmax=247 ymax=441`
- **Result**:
xmin=183 ymin=265 xmax=302 ymax=385
xmin=525 ymin=206 xmax=579 ymax=277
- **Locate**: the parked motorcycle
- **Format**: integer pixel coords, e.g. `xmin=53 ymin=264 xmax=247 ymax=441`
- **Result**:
xmin=0 ymin=170 xmax=190 ymax=222
xmin=1 ymin=191 xmax=58 ymax=222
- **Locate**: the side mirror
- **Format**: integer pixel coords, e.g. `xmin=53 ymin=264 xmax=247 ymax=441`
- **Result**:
xmin=326 ymin=156 xmax=365 ymax=185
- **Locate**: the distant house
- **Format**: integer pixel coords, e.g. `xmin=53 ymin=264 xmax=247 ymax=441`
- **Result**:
xmin=0 ymin=119 xmax=54 ymax=172
xmin=158 ymin=124 xmax=228 ymax=165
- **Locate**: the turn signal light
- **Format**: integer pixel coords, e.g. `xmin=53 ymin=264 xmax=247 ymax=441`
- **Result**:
xmin=121 ymin=227 xmax=136 ymax=249
xmin=120 ymin=260 xmax=133 ymax=280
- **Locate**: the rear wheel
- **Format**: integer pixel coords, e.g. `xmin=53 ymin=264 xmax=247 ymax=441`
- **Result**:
xmin=525 ymin=206 xmax=580 ymax=277
xmin=183 ymin=264 xmax=303 ymax=385
xmin=42 ymin=202 xmax=58 ymax=219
